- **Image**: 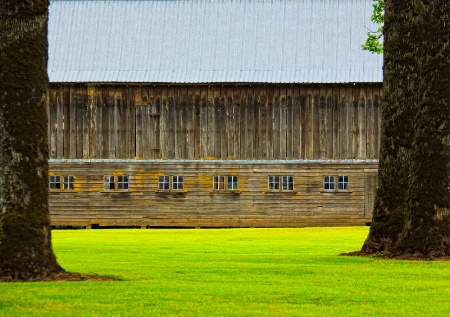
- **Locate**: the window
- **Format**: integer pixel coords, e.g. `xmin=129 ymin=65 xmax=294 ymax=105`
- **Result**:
xmin=158 ymin=175 xmax=184 ymax=191
xmin=323 ymin=176 xmax=335 ymax=191
xmin=118 ymin=175 xmax=129 ymax=190
xmin=49 ymin=175 xmax=61 ymax=190
xmin=268 ymin=175 xmax=294 ymax=191
xmin=172 ymin=176 xmax=184 ymax=190
xmin=50 ymin=175 xmax=75 ymax=190
xmin=63 ymin=175 xmax=75 ymax=190
xmin=324 ymin=175 xmax=349 ymax=191
xmin=214 ymin=175 xmax=238 ymax=191
xmin=338 ymin=175 xmax=349 ymax=190
xmin=104 ymin=175 xmax=116 ymax=190
xmin=104 ymin=175 xmax=129 ymax=191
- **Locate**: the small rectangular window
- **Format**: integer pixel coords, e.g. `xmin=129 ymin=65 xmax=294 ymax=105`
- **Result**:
xmin=338 ymin=175 xmax=349 ymax=190
xmin=324 ymin=176 xmax=335 ymax=191
xmin=213 ymin=176 xmax=225 ymax=190
xmin=158 ymin=176 xmax=170 ymax=190
xmin=282 ymin=176 xmax=294 ymax=191
xmin=214 ymin=175 xmax=238 ymax=191
xmin=104 ymin=175 xmax=115 ymax=190
xmin=172 ymin=176 xmax=184 ymax=190
xmin=63 ymin=175 xmax=74 ymax=190
xmin=268 ymin=176 xmax=280 ymax=190
xmin=49 ymin=175 xmax=61 ymax=190
xmin=269 ymin=175 xmax=293 ymax=191
xmin=227 ymin=176 xmax=238 ymax=190
xmin=118 ymin=175 xmax=129 ymax=190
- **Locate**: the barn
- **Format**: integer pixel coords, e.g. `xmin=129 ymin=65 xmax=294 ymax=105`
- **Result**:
xmin=47 ymin=0 xmax=383 ymax=228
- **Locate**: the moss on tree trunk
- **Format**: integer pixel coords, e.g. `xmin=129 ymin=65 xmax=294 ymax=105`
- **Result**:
xmin=0 ymin=0 xmax=64 ymax=280
xmin=362 ymin=0 xmax=450 ymax=258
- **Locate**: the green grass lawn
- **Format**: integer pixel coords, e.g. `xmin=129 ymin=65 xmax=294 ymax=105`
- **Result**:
xmin=1 ymin=227 xmax=450 ymax=316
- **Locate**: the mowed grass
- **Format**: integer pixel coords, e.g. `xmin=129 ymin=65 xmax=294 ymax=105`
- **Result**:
xmin=1 ymin=227 xmax=450 ymax=316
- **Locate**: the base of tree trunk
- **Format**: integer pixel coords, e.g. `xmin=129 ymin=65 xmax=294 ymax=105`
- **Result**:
xmin=0 ymin=271 xmax=118 ymax=282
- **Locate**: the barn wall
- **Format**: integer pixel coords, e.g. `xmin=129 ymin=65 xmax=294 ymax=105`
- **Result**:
xmin=49 ymin=160 xmax=377 ymax=228
xmin=49 ymin=83 xmax=382 ymax=160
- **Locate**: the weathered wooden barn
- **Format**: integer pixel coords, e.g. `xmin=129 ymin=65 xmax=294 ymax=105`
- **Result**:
xmin=47 ymin=0 xmax=383 ymax=228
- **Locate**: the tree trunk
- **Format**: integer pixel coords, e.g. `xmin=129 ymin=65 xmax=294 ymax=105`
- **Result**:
xmin=362 ymin=0 xmax=450 ymax=258
xmin=0 ymin=0 xmax=64 ymax=280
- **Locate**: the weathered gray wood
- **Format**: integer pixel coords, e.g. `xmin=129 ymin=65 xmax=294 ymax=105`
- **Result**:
xmin=49 ymin=160 xmax=377 ymax=228
xmin=49 ymin=83 xmax=383 ymax=161
xmin=364 ymin=171 xmax=378 ymax=219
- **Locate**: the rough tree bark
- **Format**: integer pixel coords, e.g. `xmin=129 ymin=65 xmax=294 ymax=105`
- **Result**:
xmin=361 ymin=0 xmax=450 ymax=258
xmin=0 ymin=0 xmax=64 ymax=279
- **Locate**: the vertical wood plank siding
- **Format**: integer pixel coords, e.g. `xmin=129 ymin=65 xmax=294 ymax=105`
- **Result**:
xmin=48 ymin=83 xmax=381 ymax=227
xmin=49 ymin=84 xmax=382 ymax=161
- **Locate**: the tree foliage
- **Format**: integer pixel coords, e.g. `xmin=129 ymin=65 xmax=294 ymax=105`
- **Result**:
xmin=362 ymin=0 xmax=384 ymax=54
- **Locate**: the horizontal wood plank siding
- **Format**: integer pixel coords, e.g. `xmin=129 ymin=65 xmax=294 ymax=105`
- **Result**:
xmin=49 ymin=83 xmax=382 ymax=161
xmin=49 ymin=160 xmax=376 ymax=228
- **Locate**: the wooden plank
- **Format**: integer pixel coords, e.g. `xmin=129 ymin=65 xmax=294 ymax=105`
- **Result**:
xmin=352 ymin=85 xmax=360 ymax=159
xmin=318 ymin=91 xmax=327 ymax=159
xmin=207 ymin=85 xmax=215 ymax=158
xmin=159 ymin=86 xmax=168 ymax=159
xmin=233 ymin=86 xmax=242 ymax=158
xmin=82 ymin=86 xmax=90 ymax=159
xmin=132 ymin=86 xmax=142 ymax=158
xmin=101 ymin=87 xmax=110 ymax=158
xmin=324 ymin=86 xmax=334 ymax=159
xmin=213 ymin=86 xmax=222 ymax=158
xmin=365 ymin=85 xmax=375 ymax=159
xmin=153 ymin=85 xmax=162 ymax=159
xmin=312 ymin=87 xmax=321 ymax=159
xmin=245 ymin=87 xmax=255 ymax=159
xmin=68 ymin=86 xmax=78 ymax=159
xmin=358 ymin=85 xmax=367 ymax=160
xmin=292 ymin=85 xmax=301 ymax=158
xmin=192 ymin=86 xmax=201 ymax=159
xmin=168 ymin=86 xmax=176 ymax=159
xmin=304 ymin=86 xmax=314 ymax=158
xmin=49 ymin=87 xmax=58 ymax=158
xmin=221 ymin=86 xmax=230 ymax=158
xmin=62 ymin=86 xmax=71 ymax=158
xmin=56 ymin=86 xmax=65 ymax=159
xmin=285 ymin=85 xmax=293 ymax=159
xmin=87 ymin=85 xmax=96 ymax=159
xmin=274 ymin=86 xmax=283 ymax=159
xmin=200 ymin=86 xmax=208 ymax=158
xmin=364 ymin=172 xmax=378 ymax=218
xmin=374 ymin=85 xmax=382 ymax=159
xmin=347 ymin=85 xmax=356 ymax=159
xmin=332 ymin=85 xmax=340 ymax=159
xmin=95 ymin=86 xmax=103 ymax=159
xmin=266 ymin=86 xmax=275 ymax=159
xmin=257 ymin=86 xmax=267 ymax=158
xmin=339 ymin=86 xmax=348 ymax=159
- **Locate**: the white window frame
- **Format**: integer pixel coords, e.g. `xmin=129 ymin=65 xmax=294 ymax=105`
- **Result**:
xmin=50 ymin=175 xmax=75 ymax=191
xmin=268 ymin=175 xmax=294 ymax=191
xmin=338 ymin=175 xmax=349 ymax=191
xmin=117 ymin=175 xmax=129 ymax=190
xmin=158 ymin=175 xmax=184 ymax=191
xmin=213 ymin=175 xmax=238 ymax=191
xmin=49 ymin=175 xmax=62 ymax=190
xmin=104 ymin=175 xmax=130 ymax=191
xmin=63 ymin=175 xmax=75 ymax=190
xmin=323 ymin=176 xmax=335 ymax=191
xmin=324 ymin=175 xmax=349 ymax=191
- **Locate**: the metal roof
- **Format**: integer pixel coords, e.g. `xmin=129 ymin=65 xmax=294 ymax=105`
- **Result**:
xmin=48 ymin=0 xmax=383 ymax=83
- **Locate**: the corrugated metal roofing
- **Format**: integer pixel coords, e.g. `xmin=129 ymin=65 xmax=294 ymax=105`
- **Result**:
xmin=48 ymin=0 xmax=383 ymax=83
